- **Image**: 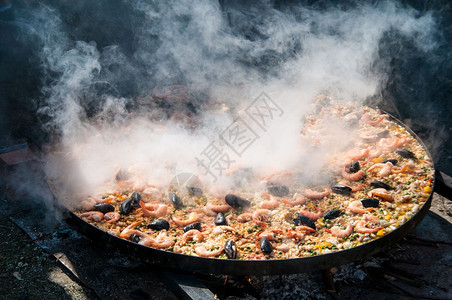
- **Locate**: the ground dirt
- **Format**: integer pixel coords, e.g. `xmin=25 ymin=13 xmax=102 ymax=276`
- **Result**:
xmin=0 ymin=197 xmax=99 ymax=299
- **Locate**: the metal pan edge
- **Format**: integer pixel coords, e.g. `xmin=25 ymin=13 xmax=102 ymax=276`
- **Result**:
xmin=58 ymin=109 xmax=436 ymax=276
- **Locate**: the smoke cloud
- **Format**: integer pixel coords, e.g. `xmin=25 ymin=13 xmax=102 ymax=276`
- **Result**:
xmin=6 ymin=0 xmax=445 ymax=205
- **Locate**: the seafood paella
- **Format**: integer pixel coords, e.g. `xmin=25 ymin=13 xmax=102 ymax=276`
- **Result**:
xmin=75 ymin=99 xmax=434 ymax=260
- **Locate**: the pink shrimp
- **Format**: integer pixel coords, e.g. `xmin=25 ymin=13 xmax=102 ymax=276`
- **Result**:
xmin=344 ymin=112 xmax=359 ymax=122
xmin=252 ymin=209 xmax=271 ymax=226
xmin=282 ymin=193 xmax=306 ymax=207
xmin=119 ymin=221 xmax=142 ymax=239
xmin=79 ymin=211 xmax=104 ymax=222
xmin=107 ymin=227 xmax=121 ymax=237
xmin=287 ymin=229 xmax=305 ymax=240
xmin=275 ymin=244 xmax=290 ymax=253
xmin=342 ymin=167 xmax=366 ymax=181
xmin=117 ymin=179 xmax=136 ymax=191
xmin=351 ymin=183 xmax=366 ymax=192
xmin=348 ymin=148 xmax=370 ymax=160
xmin=367 ymin=147 xmax=382 ymax=158
xmin=378 ymin=137 xmax=407 ymax=150
xmin=368 ymin=114 xmax=388 ymax=126
xmin=304 ymin=188 xmax=331 ymax=200
xmin=195 ymin=245 xmax=224 ymax=257
xmin=140 ymin=201 xmax=168 ymax=218
xmin=237 ymin=212 xmax=253 ymax=223
xmin=360 ymin=112 xmax=371 ymax=122
xmin=295 ymin=226 xmax=316 ymax=233
xmin=204 ymin=202 xmax=231 ymax=217
xmin=131 ymin=178 xmax=146 ymax=192
xmin=172 ymin=212 xmax=200 ymax=227
xmin=263 ymin=172 xmax=292 ymax=185
xmin=181 ymin=229 xmax=204 ymax=245
xmin=354 ymin=220 xmax=383 ymax=234
xmin=125 ymin=230 xmax=152 ymax=245
xmin=360 ymin=133 xmax=379 ymax=142
xmin=257 ymin=230 xmax=284 ymax=241
xmin=367 ymin=162 xmax=393 ymax=177
xmin=212 ymin=226 xmax=237 ymax=236
xmin=288 ymin=226 xmax=315 ymax=240
xmin=299 ymin=206 xmax=323 ymax=221
xmin=259 ymin=193 xmax=279 ymax=209
xmin=80 ymin=198 xmax=96 ymax=210
xmin=395 ymin=137 xmax=407 ymax=148
xmin=330 ymin=224 xmax=354 ymax=238
xmin=377 ymin=138 xmax=395 ymax=150
xmin=368 ymin=188 xmax=394 ymax=201
xmin=348 ymin=200 xmax=373 ymax=214
xmin=339 ymin=180 xmax=366 ymax=192
xmin=363 ymin=214 xmax=380 ymax=222
xmin=104 ymin=211 xmax=120 ymax=223
xmin=391 ymin=164 xmax=409 ymax=174
xmin=148 ymin=231 xmax=175 ymax=249
xmin=90 ymin=195 xmax=112 ymax=204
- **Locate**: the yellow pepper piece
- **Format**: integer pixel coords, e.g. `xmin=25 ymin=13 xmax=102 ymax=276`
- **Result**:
xmin=384 ymin=215 xmax=391 ymax=221
xmin=372 ymin=157 xmax=384 ymax=163
xmin=313 ymin=242 xmax=332 ymax=249
xmin=424 ymin=186 xmax=432 ymax=193
xmin=376 ymin=229 xmax=384 ymax=236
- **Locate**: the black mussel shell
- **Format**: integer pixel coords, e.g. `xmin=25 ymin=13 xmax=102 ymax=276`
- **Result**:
xmin=115 ymin=168 xmax=131 ymax=181
xmin=157 ymin=98 xmax=171 ymax=109
xmin=131 ymin=192 xmax=142 ymax=208
xmin=331 ymin=184 xmax=352 ymax=195
xmin=377 ymin=130 xmax=389 ymax=138
xmin=129 ymin=233 xmax=140 ymax=243
xmin=183 ymin=222 xmax=201 ymax=233
xmin=267 ymin=185 xmax=289 ymax=197
xmin=294 ymin=213 xmax=316 ymax=230
xmin=93 ymin=203 xmax=115 ymax=213
xmin=214 ymin=212 xmax=227 ymax=226
xmin=382 ymin=159 xmax=398 ymax=166
xmin=186 ymin=185 xmax=203 ymax=197
xmin=323 ymin=209 xmax=341 ymax=220
xmin=361 ymin=198 xmax=380 ymax=208
xmin=225 ymin=194 xmax=251 ymax=209
xmin=396 ymin=149 xmax=416 ymax=159
xmin=348 ymin=161 xmax=360 ymax=173
xmin=186 ymin=102 xmax=199 ymax=115
xmin=168 ymin=192 xmax=183 ymax=209
xmin=119 ymin=198 xmax=134 ymax=215
xmin=259 ymin=236 xmax=273 ymax=254
xmin=148 ymin=219 xmax=170 ymax=231
xmin=225 ymin=240 xmax=238 ymax=259
xmin=370 ymin=180 xmax=393 ymax=190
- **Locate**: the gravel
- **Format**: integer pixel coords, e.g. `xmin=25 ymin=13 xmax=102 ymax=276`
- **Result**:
xmin=0 ymin=216 xmax=98 ymax=299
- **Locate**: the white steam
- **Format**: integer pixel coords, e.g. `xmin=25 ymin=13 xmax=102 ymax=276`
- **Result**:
xmin=14 ymin=1 xmax=438 ymax=202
